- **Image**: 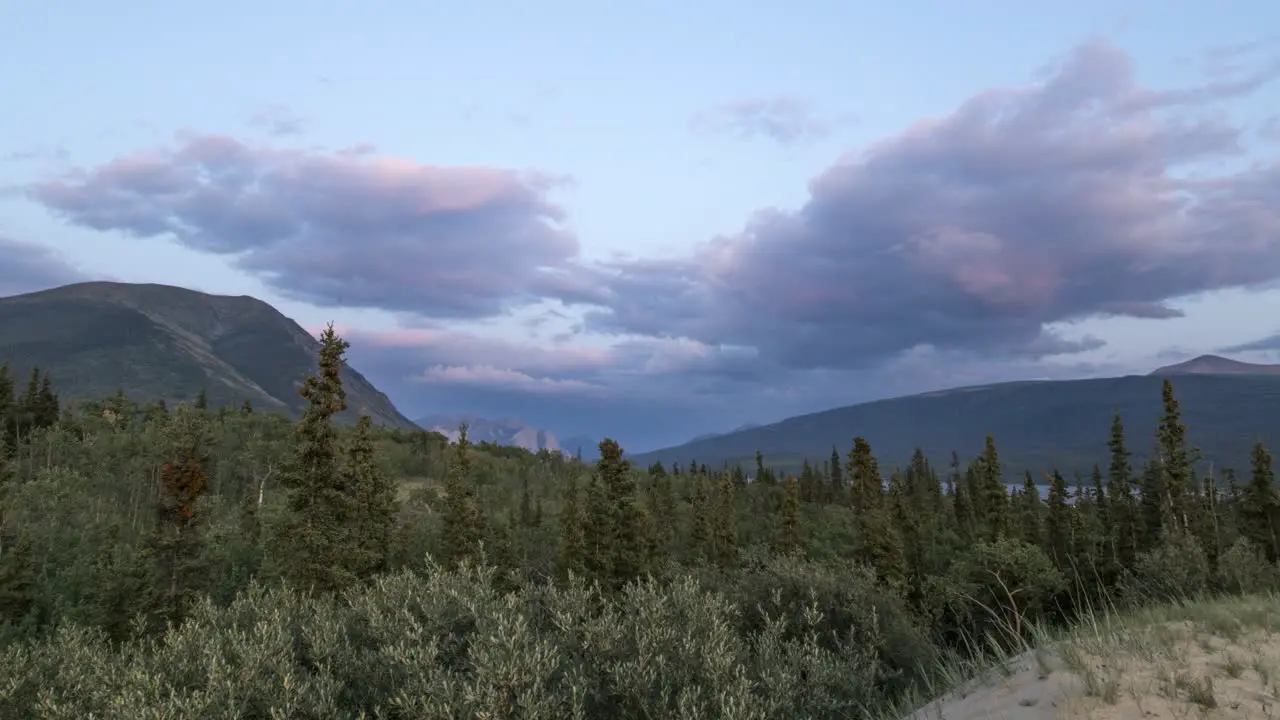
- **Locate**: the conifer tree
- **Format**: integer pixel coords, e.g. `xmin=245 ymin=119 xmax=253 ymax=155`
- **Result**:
xmin=828 ymin=446 xmax=843 ymax=503
xmin=847 ymin=436 xmax=881 ymax=514
xmin=1019 ymin=471 xmax=1042 ymax=545
xmin=1156 ymin=379 xmax=1194 ymax=534
xmin=556 ymin=474 xmax=586 ymax=578
xmin=774 ymin=476 xmax=802 ymax=555
xmin=1243 ymin=441 xmax=1280 ymax=562
xmin=276 ymin=324 xmax=356 ymax=595
xmin=519 ymin=475 xmax=535 ymax=528
xmin=651 ymin=470 xmax=677 ymax=553
xmin=441 ymin=424 xmax=482 ymax=568
xmin=709 ymin=471 xmax=738 ymax=568
xmin=688 ymin=474 xmax=711 ymax=561
xmin=597 ymin=438 xmax=646 ymax=589
xmin=953 ymin=475 xmax=973 ymax=542
xmin=147 ymin=403 xmax=212 ymax=627
xmin=1105 ymin=411 xmax=1137 ymax=571
xmin=347 ymin=415 xmax=397 ymax=580
xmin=34 ymin=372 xmax=58 ymax=429
xmin=978 ymin=435 xmax=1008 ymax=540
xmin=1091 ymin=463 xmax=1108 ymax=528
xmin=1045 ymin=470 xmax=1070 ymax=568
xmin=583 ymin=472 xmax=610 ymax=578
xmin=1137 ymin=459 xmax=1164 ymax=551
xmin=0 ymin=361 xmax=12 ymax=457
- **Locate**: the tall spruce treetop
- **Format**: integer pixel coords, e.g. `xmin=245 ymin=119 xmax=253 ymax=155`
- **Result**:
xmin=597 ymin=438 xmax=646 ymax=589
xmin=277 ymin=323 xmax=356 ymax=595
xmin=441 ymin=423 xmax=482 ymax=568
xmin=847 ymin=436 xmax=882 ymax=514
xmin=1156 ymin=379 xmax=1194 ymax=535
xmin=347 ymin=415 xmax=397 ymax=580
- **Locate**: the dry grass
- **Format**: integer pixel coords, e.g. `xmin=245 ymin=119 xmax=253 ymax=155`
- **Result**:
xmin=894 ymin=593 xmax=1280 ymax=719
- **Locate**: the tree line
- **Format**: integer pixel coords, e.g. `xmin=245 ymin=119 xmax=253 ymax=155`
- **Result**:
xmin=0 ymin=327 xmax=1277 ymax=718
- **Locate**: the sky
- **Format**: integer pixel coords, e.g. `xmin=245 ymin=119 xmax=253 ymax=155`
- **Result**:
xmin=2 ymin=1 xmax=1280 ymax=452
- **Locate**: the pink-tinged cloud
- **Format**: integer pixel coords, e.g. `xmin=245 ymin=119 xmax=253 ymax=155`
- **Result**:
xmin=413 ymin=364 xmax=608 ymax=396
xmin=585 ymin=39 xmax=1280 ymax=370
xmin=27 ymin=134 xmax=604 ymax=320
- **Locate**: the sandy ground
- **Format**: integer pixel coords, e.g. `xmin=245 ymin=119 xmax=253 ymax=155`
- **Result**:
xmin=902 ymin=595 xmax=1280 ymax=719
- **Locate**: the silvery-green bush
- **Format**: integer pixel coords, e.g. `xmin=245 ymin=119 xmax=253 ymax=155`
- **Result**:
xmin=0 ymin=560 xmax=888 ymax=719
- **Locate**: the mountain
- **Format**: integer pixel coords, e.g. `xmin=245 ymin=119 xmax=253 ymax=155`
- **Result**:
xmin=0 ymin=281 xmax=416 ymax=429
xmin=1150 ymin=354 xmax=1280 ymax=376
xmin=631 ymin=368 xmax=1280 ymax=476
xmin=415 ymin=415 xmax=569 ymax=453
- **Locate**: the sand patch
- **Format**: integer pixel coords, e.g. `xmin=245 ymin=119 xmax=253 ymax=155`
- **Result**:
xmin=901 ymin=595 xmax=1280 ymax=719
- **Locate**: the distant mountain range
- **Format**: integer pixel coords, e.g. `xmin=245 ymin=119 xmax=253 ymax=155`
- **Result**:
xmin=632 ymin=355 xmax=1280 ymax=476
xmin=414 ymin=414 xmax=598 ymax=458
xmin=0 ymin=282 xmax=416 ymax=429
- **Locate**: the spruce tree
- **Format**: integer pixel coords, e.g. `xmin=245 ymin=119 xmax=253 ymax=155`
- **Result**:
xmin=441 ymin=424 xmax=482 ymax=568
xmin=1137 ymin=459 xmax=1164 ymax=552
xmin=0 ymin=361 xmax=11 ymax=462
xmin=347 ymin=415 xmax=397 ymax=580
xmin=847 ymin=436 xmax=882 ymax=514
xmin=34 ymin=372 xmax=58 ymax=429
xmin=276 ymin=323 xmax=356 ymax=595
xmin=1045 ymin=470 xmax=1070 ymax=568
xmin=583 ymin=472 xmax=610 ymax=578
xmin=688 ymin=474 xmax=711 ymax=562
xmin=828 ymin=446 xmax=843 ymax=503
xmin=597 ymin=438 xmax=646 ymax=589
xmin=1107 ymin=412 xmax=1137 ymax=566
xmin=651 ymin=470 xmax=677 ymax=553
xmin=147 ymin=403 xmax=212 ymax=627
xmin=979 ymin=435 xmax=1008 ymax=540
xmin=519 ymin=475 xmax=535 ymax=528
xmin=774 ymin=476 xmax=802 ymax=555
xmin=1243 ymin=441 xmax=1280 ymax=562
xmin=709 ymin=471 xmax=738 ymax=568
xmin=1019 ymin=471 xmax=1042 ymax=545
xmin=556 ymin=474 xmax=587 ymax=578
xmin=1155 ymin=379 xmax=1194 ymax=535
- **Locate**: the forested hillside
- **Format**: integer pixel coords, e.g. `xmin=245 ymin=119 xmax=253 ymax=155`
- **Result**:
xmin=1 ymin=328 xmax=1278 ymax=717
xmin=633 ymin=371 xmax=1280 ymax=476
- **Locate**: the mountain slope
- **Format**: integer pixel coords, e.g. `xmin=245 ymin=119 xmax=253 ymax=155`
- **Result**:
xmin=631 ymin=372 xmax=1280 ymax=475
xmin=0 ymin=281 xmax=416 ymax=429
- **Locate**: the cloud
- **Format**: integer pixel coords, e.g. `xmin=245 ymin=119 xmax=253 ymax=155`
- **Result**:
xmin=692 ymin=96 xmax=840 ymax=144
xmin=248 ymin=105 xmax=307 ymax=136
xmin=1261 ymin=116 xmax=1280 ymax=142
xmin=1221 ymin=333 xmax=1280 ymax=354
xmin=0 ymin=236 xmax=85 ymax=297
xmin=3 ymin=146 xmax=69 ymax=164
xmin=27 ymin=134 xmax=601 ymax=320
xmin=586 ymin=39 xmax=1280 ymax=374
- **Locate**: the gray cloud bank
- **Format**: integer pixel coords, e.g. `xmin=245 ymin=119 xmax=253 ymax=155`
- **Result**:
xmin=19 ymin=39 xmax=1280 ymax=448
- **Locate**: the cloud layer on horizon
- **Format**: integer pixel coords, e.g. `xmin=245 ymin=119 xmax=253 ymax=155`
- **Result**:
xmin=0 ymin=236 xmax=84 ymax=297
xmin=12 ymin=38 xmax=1280 ymax=447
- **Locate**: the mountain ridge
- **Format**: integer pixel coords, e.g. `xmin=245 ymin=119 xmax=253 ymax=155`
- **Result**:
xmin=633 ymin=364 xmax=1280 ymax=476
xmin=1149 ymin=353 xmax=1280 ymax=376
xmin=0 ymin=281 xmax=416 ymax=429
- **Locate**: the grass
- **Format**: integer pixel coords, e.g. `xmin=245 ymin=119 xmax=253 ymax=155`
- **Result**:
xmin=878 ymin=593 xmax=1280 ymax=719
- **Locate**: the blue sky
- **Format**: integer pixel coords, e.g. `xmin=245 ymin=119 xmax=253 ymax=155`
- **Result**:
xmin=2 ymin=1 xmax=1279 ymax=451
